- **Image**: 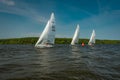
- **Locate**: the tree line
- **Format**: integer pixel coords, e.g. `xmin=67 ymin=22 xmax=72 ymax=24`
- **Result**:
xmin=0 ymin=37 xmax=120 ymax=44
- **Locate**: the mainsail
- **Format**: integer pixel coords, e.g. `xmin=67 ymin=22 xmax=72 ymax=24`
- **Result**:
xmin=88 ymin=29 xmax=95 ymax=45
xmin=35 ymin=13 xmax=55 ymax=48
xmin=71 ymin=24 xmax=80 ymax=45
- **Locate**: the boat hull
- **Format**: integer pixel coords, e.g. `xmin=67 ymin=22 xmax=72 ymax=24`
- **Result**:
xmin=35 ymin=44 xmax=54 ymax=48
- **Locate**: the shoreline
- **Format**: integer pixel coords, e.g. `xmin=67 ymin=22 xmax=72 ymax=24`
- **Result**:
xmin=0 ymin=37 xmax=120 ymax=44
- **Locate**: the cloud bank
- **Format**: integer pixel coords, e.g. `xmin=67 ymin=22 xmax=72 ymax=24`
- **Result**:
xmin=0 ymin=0 xmax=47 ymax=23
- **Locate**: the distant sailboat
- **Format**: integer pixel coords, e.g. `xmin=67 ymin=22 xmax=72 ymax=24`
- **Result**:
xmin=71 ymin=24 xmax=80 ymax=45
xmin=35 ymin=13 xmax=55 ymax=48
xmin=88 ymin=29 xmax=95 ymax=46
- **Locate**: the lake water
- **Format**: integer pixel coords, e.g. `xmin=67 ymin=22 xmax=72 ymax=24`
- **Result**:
xmin=0 ymin=44 xmax=120 ymax=80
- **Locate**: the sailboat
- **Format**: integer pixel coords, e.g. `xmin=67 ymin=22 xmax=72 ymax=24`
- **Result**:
xmin=35 ymin=13 xmax=55 ymax=48
xmin=71 ymin=24 xmax=80 ymax=45
xmin=88 ymin=29 xmax=95 ymax=46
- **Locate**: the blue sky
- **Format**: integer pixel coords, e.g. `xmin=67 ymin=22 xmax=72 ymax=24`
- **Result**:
xmin=0 ymin=0 xmax=120 ymax=40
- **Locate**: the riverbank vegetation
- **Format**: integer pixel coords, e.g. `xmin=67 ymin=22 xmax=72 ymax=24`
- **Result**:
xmin=0 ymin=37 xmax=120 ymax=44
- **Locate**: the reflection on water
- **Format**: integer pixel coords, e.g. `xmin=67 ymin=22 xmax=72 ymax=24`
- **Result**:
xmin=0 ymin=44 xmax=120 ymax=80
xmin=71 ymin=45 xmax=82 ymax=59
xmin=36 ymin=49 xmax=51 ymax=73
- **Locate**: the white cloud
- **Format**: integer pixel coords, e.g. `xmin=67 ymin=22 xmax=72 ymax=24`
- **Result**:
xmin=0 ymin=0 xmax=47 ymax=23
xmin=0 ymin=0 xmax=15 ymax=6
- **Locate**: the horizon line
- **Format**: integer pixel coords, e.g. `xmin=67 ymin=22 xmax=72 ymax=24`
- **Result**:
xmin=0 ymin=37 xmax=120 ymax=41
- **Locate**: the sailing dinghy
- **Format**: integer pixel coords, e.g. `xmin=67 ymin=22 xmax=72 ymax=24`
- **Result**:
xmin=88 ymin=29 xmax=95 ymax=46
xmin=35 ymin=13 xmax=55 ymax=48
xmin=71 ymin=24 xmax=80 ymax=45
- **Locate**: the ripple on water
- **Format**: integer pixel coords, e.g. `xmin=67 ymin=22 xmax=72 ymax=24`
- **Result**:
xmin=0 ymin=44 xmax=120 ymax=80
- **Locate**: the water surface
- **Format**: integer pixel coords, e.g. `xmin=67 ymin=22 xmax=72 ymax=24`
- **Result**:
xmin=0 ymin=44 xmax=120 ymax=80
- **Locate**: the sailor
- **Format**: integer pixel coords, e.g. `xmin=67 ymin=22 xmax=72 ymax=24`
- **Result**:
xmin=81 ymin=42 xmax=85 ymax=47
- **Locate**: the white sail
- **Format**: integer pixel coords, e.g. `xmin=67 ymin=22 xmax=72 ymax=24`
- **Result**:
xmin=88 ymin=29 xmax=95 ymax=45
xmin=71 ymin=24 xmax=80 ymax=45
xmin=35 ymin=13 xmax=55 ymax=48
